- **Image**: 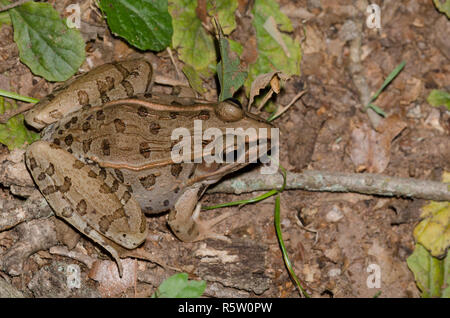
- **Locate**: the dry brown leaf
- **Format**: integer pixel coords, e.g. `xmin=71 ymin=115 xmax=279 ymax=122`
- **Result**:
xmin=349 ymin=115 xmax=407 ymax=173
xmin=248 ymin=71 xmax=289 ymax=110
xmin=88 ymin=258 xmax=137 ymax=297
xmin=263 ymin=16 xmax=290 ymax=57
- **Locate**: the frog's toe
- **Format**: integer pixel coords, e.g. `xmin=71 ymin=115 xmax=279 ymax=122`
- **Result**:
xmin=184 ymin=204 xmax=234 ymax=242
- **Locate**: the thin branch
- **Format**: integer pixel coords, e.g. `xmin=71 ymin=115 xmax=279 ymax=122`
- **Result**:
xmin=208 ymin=169 xmax=450 ymax=202
xmin=0 ymin=0 xmax=30 ymax=13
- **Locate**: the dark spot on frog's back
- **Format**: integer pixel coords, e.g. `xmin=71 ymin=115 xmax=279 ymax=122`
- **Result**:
xmin=102 ymin=139 xmax=110 ymax=156
xmin=170 ymin=112 xmax=178 ymax=119
xmin=83 ymin=138 xmax=92 ymax=153
xmin=99 ymin=168 xmax=107 ymax=180
xmin=53 ymin=138 xmax=61 ymax=146
xmin=84 ymin=225 xmax=92 ymax=235
xmin=163 ymin=199 xmax=170 ymax=207
xmin=96 ymin=77 xmax=115 ymax=94
xmin=106 ymin=76 xmax=115 ymax=89
xmin=64 ymin=134 xmax=73 ymax=146
xmin=111 ymin=179 xmax=119 ymax=193
xmin=114 ymin=118 xmax=126 ymax=133
xmin=99 ymin=184 xmax=112 ymax=194
xmin=96 ymin=110 xmax=105 ymax=121
xmin=170 ymin=164 xmax=183 ymax=177
xmin=114 ymin=169 xmax=124 ymax=183
xmin=122 ymin=80 xmax=134 ymax=97
xmin=139 ymin=174 xmax=156 ymax=189
xmin=28 ymin=157 xmax=37 ymax=170
xmin=76 ymin=199 xmax=87 ymax=215
xmin=58 ymin=176 xmax=72 ymax=193
xmin=112 ymin=61 xmax=130 ymax=78
xmin=77 ymin=90 xmax=90 ymax=106
xmin=139 ymin=142 xmax=151 ymax=158
xmin=42 ymin=185 xmax=58 ymax=195
xmin=99 ymin=216 xmax=110 ymax=234
xmin=138 ymin=106 xmax=148 ymax=117
xmin=73 ymin=160 xmax=84 ymax=169
xmin=149 ymin=122 xmax=161 ymax=135
xmin=62 ymin=206 xmax=74 ymax=218
xmin=102 ymin=93 xmax=110 ymax=103
xmin=82 ymin=121 xmax=90 ymax=132
xmin=45 ymin=163 xmax=55 ymax=176
xmin=88 ymin=170 xmax=97 ymax=178
xmin=37 ymin=172 xmax=46 ymax=181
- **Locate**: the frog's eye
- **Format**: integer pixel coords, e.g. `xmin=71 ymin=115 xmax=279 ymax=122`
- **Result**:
xmin=215 ymin=99 xmax=244 ymax=122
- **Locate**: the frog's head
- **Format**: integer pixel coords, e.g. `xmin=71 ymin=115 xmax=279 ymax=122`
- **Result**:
xmin=189 ymin=99 xmax=277 ymax=185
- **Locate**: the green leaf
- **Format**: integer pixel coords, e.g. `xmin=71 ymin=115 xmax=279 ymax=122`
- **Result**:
xmin=99 ymin=0 xmax=172 ymax=52
xmin=246 ymin=0 xmax=302 ymax=93
xmin=0 ymin=89 xmax=39 ymax=104
xmin=427 ymin=89 xmax=450 ymax=110
xmin=0 ymin=98 xmax=40 ymax=150
xmin=182 ymin=64 xmax=205 ymax=94
xmin=433 ymin=0 xmax=450 ymax=18
xmin=169 ymin=0 xmax=216 ymax=75
xmin=0 ymin=10 xmax=11 ymax=27
xmin=207 ymin=0 xmax=238 ymax=35
xmin=367 ymin=103 xmax=387 ymax=117
xmin=407 ymin=243 xmax=450 ymax=298
xmin=169 ymin=0 xmax=242 ymax=78
xmin=216 ymin=19 xmax=247 ymax=101
xmin=413 ymin=172 xmax=450 ymax=258
xmin=152 ymin=273 xmax=206 ymax=298
xmin=9 ymin=1 xmax=85 ymax=82
xmin=369 ymin=61 xmax=405 ymax=104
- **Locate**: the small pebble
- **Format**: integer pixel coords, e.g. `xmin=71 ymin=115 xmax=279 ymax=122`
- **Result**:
xmin=326 ymin=205 xmax=344 ymax=223
xmin=328 ymin=268 xmax=341 ymax=277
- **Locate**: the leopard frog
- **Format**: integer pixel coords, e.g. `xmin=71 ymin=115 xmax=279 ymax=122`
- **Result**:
xmin=24 ymin=59 xmax=272 ymax=275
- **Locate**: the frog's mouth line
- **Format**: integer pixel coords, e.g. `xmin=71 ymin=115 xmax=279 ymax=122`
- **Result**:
xmin=184 ymin=138 xmax=275 ymax=186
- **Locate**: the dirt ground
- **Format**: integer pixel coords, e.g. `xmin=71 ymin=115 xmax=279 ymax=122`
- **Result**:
xmin=0 ymin=0 xmax=449 ymax=298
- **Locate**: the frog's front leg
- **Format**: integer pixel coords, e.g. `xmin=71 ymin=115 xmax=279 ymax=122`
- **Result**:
xmin=25 ymin=141 xmax=148 ymax=276
xmin=167 ymin=186 xmax=234 ymax=242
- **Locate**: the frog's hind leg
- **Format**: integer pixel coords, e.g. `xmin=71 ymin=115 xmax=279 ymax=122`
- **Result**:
xmin=26 ymin=141 xmax=148 ymax=277
xmin=167 ymin=186 xmax=235 ymax=242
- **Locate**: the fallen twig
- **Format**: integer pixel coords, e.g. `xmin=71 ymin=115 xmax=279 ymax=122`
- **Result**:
xmin=208 ymin=169 xmax=450 ymax=201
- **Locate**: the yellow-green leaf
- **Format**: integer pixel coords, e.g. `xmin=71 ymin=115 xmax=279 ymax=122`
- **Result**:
xmin=433 ymin=0 xmax=450 ymax=18
xmin=413 ymin=172 xmax=450 ymax=258
xmin=169 ymin=0 xmax=216 ymax=75
xmin=182 ymin=64 xmax=205 ymax=94
xmin=152 ymin=273 xmax=206 ymax=298
xmin=207 ymin=0 xmax=237 ymax=35
xmin=427 ymin=89 xmax=450 ymax=110
xmin=0 ymin=98 xmax=39 ymax=150
xmin=245 ymin=0 xmax=302 ymax=93
xmin=407 ymin=243 xmax=450 ymax=298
